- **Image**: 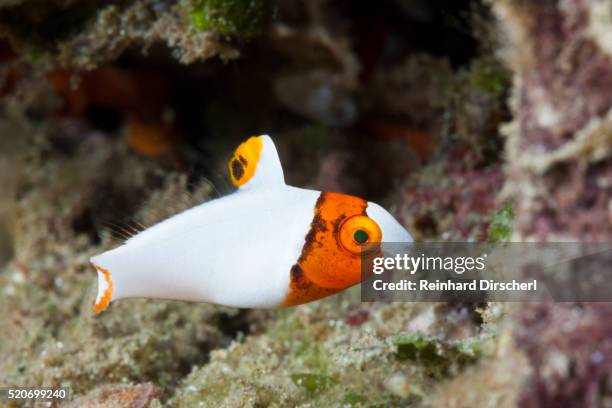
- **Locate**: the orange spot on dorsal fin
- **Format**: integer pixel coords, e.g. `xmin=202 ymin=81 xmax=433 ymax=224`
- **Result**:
xmin=228 ymin=135 xmax=263 ymax=187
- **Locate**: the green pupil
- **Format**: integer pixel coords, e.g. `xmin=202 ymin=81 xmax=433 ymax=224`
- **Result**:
xmin=354 ymin=230 xmax=369 ymax=244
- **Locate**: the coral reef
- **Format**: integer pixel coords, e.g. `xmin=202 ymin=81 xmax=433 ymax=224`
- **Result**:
xmin=191 ymin=0 xmax=270 ymax=38
xmin=0 ymin=132 xmax=240 ymax=403
xmin=0 ymin=0 xmax=609 ymax=406
xmin=0 ymin=121 xmax=506 ymax=406
xmin=0 ymin=0 xmax=243 ymax=68
xmin=384 ymin=53 xmax=510 ymax=241
xmin=66 ymin=383 xmax=162 ymax=408
xmin=492 ymin=0 xmax=612 ymax=242
xmin=169 ymin=302 xmax=494 ymax=407
xmin=515 ymin=303 xmax=612 ymax=408
xmin=489 ymin=0 xmax=612 ymax=406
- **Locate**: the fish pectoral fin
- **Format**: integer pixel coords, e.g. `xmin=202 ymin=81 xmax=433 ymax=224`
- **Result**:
xmin=228 ymin=135 xmax=285 ymax=190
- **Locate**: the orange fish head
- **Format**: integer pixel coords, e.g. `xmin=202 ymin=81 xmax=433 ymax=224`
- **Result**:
xmin=292 ymin=192 xmax=411 ymax=298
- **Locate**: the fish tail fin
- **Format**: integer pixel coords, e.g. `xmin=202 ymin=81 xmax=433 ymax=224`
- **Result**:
xmin=92 ymin=262 xmax=113 ymax=313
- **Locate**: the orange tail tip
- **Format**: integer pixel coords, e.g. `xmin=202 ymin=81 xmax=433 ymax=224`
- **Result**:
xmin=92 ymin=263 xmax=113 ymax=313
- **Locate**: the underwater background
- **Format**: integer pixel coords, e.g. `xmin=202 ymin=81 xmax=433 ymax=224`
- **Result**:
xmin=0 ymin=0 xmax=611 ymax=406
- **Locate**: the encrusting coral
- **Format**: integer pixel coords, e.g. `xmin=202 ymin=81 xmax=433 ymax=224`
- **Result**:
xmin=489 ymin=0 xmax=612 ymax=406
xmin=0 ymin=128 xmax=268 ymax=405
xmin=0 ymin=0 xmax=247 ymax=68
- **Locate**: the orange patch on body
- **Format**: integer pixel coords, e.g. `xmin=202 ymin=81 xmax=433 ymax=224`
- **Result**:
xmin=283 ymin=192 xmax=370 ymax=306
xmin=228 ymin=136 xmax=263 ymax=187
xmin=92 ymin=263 xmax=113 ymax=313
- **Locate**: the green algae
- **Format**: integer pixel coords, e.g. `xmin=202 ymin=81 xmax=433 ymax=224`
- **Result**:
xmin=191 ymin=0 xmax=269 ymax=38
xmin=27 ymin=47 xmax=50 ymax=64
xmin=290 ymin=373 xmax=336 ymax=393
xmin=344 ymin=392 xmax=367 ymax=405
xmin=441 ymin=55 xmax=511 ymax=165
xmin=394 ymin=334 xmax=482 ymax=379
xmin=488 ymin=202 xmax=515 ymax=242
xmin=302 ymin=125 xmax=332 ymax=148
xmin=466 ymin=57 xmax=510 ymax=99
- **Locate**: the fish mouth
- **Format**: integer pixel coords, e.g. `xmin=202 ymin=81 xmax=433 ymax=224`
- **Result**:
xmin=92 ymin=262 xmax=113 ymax=313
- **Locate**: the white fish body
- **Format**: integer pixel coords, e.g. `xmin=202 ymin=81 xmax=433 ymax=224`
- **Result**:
xmin=92 ymin=187 xmax=318 ymax=308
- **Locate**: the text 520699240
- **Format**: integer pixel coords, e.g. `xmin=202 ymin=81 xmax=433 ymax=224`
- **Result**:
xmin=1 ymin=388 xmax=69 ymax=401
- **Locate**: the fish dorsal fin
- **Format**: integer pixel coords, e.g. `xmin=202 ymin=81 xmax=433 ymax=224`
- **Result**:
xmin=228 ymin=135 xmax=285 ymax=190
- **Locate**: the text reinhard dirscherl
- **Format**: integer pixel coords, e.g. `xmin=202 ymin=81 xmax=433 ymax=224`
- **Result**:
xmin=372 ymin=279 xmax=537 ymax=291
xmin=370 ymin=253 xmax=538 ymax=293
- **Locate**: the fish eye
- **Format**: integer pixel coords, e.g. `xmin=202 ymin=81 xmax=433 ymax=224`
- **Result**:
xmin=354 ymin=229 xmax=369 ymax=244
xmin=339 ymin=215 xmax=382 ymax=255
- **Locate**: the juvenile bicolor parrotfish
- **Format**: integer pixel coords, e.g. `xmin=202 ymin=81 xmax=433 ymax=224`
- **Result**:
xmin=91 ymin=135 xmax=412 ymax=312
